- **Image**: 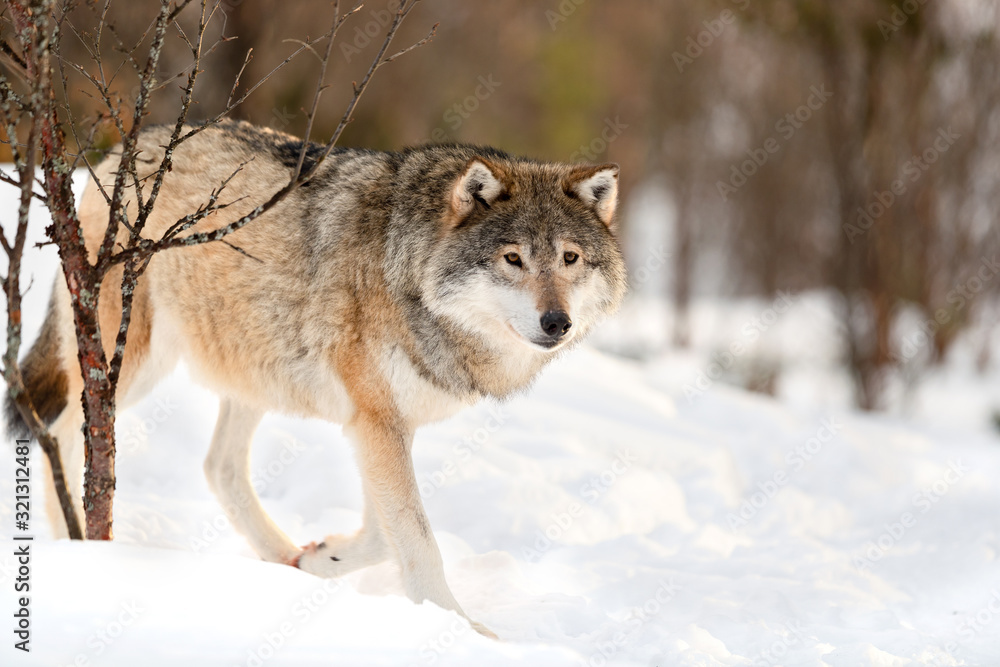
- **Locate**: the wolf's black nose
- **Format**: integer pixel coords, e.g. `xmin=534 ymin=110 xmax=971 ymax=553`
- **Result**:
xmin=540 ymin=311 xmax=572 ymax=338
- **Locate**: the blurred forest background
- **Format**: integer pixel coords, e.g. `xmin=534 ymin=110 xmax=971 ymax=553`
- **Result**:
xmin=3 ymin=0 xmax=999 ymax=415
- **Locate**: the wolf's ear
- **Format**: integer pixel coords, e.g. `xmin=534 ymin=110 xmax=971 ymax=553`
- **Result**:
xmin=448 ymin=159 xmax=504 ymax=225
xmin=565 ymin=164 xmax=619 ymax=230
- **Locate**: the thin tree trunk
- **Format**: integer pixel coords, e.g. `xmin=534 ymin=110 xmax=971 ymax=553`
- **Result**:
xmin=23 ymin=0 xmax=117 ymax=538
xmin=38 ymin=131 xmax=117 ymax=540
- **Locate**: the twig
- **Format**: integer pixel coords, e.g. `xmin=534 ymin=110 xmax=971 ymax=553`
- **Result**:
xmin=226 ymin=47 xmax=253 ymax=108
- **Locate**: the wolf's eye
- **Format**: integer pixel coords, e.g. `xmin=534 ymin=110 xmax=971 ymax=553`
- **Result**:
xmin=564 ymin=251 xmax=579 ymax=265
xmin=504 ymin=252 xmax=522 ymax=267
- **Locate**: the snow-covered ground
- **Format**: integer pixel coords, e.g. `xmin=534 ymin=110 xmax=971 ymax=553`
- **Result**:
xmin=1 ymin=176 xmax=999 ymax=666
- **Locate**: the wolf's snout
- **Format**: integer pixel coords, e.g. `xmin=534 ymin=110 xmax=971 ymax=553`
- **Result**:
xmin=540 ymin=310 xmax=572 ymax=338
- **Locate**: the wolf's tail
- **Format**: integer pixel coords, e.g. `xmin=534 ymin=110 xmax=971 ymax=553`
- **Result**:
xmin=4 ymin=289 xmax=69 ymax=440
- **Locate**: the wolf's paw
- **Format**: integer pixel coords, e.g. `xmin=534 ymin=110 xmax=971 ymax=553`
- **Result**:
xmin=291 ymin=534 xmax=369 ymax=577
xmin=292 ymin=539 xmax=342 ymax=577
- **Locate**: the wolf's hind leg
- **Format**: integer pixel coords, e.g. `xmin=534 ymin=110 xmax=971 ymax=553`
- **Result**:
xmin=294 ymin=484 xmax=390 ymax=576
xmin=43 ymin=405 xmax=85 ymax=539
xmin=203 ymin=399 xmax=299 ymax=563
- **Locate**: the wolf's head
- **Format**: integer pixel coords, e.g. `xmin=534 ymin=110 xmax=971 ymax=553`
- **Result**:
xmin=421 ymin=155 xmax=627 ymax=356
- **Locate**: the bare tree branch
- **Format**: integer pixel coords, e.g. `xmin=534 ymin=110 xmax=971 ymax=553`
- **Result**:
xmin=111 ymin=0 xmax=436 ymax=267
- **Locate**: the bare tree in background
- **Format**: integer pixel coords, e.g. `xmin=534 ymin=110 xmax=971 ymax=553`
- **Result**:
xmin=727 ymin=0 xmax=1000 ymax=409
xmin=0 ymin=0 xmax=434 ymax=539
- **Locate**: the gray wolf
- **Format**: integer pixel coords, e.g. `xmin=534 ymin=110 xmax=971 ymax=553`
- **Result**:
xmin=7 ymin=120 xmax=627 ymax=636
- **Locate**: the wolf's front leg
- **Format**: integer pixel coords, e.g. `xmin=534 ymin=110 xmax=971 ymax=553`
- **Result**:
xmin=343 ymin=412 xmax=496 ymax=638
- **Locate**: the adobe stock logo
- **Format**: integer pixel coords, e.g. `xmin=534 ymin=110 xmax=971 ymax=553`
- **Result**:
xmin=842 ymin=127 xmax=960 ymax=244
xmin=852 ymin=459 xmax=968 ymax=572
xmin=545 ymin=0 xmax=587 ymax=30
xmin=429 ymin=75 xmax=502 ymax=142
xmin=716 ymin=85 xmax=832 ymax=201
xmin=672 ymin=0 xmax=751 ymax=73
xmin=682 ymin=291 xmax=795 ymax=403
xmin=521 ymin=449 xmax=637 ymax=562
xmin=727 ymin=418 xmax=843 ymax=531
xmin=340 ymin=1 xmax=408 ymax=63
xmin=569 ymin=116 xmax=628 ymax=163
xmin=878 ymin=0 xmax=929 ymax=40
xmin=896 ymin=256 xmax=1000 ymax=363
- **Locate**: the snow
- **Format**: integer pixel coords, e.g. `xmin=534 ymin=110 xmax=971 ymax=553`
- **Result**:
xmin=1 ymin=174 xmax=999 ymax=666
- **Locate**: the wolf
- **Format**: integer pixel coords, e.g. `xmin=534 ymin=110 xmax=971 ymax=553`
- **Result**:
xmin=7 ymin=120 xmax=626 ymax=636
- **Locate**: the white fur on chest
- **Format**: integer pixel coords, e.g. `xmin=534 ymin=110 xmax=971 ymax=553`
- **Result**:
xmin=381 ymin=346 xmax=474 ymax=427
